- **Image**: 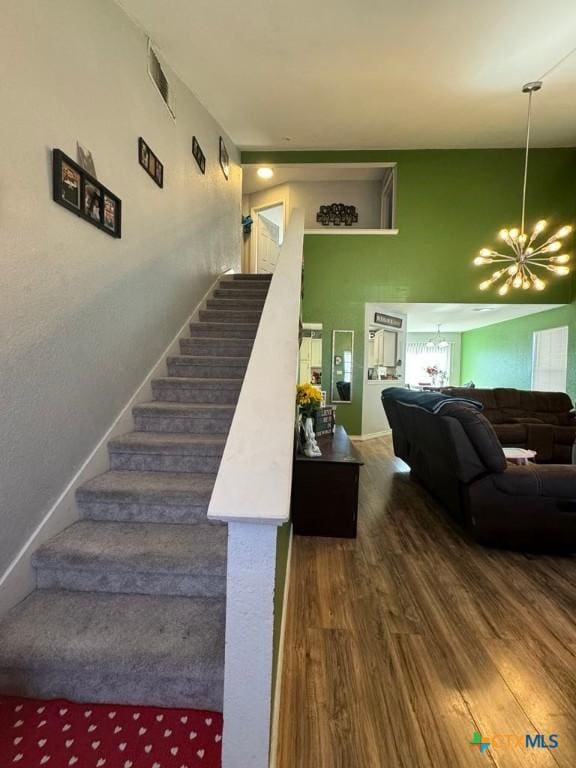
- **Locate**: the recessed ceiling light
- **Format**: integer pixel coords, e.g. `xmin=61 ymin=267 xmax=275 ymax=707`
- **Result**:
xmin=257 ymin=167 xmax=274 ymax=179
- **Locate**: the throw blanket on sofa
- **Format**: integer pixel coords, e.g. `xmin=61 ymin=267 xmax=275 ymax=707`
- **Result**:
xmin=381 ymin=387 xmax=483 ymax=414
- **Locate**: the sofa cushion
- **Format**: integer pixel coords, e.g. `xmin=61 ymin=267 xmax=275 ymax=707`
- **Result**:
xmin=493 ymin=463 xmax=576 ymax=499
xmin=493 ymin=423 xmax=528 ymax=446
xmin=442 ymin=387 xmax=576 ymax=428
xmin=440 ymin=403 xmax=507 ymax=473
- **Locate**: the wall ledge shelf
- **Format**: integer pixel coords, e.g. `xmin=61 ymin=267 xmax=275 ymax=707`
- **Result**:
xmin=304 ymin=228 xmax=399 ymax=236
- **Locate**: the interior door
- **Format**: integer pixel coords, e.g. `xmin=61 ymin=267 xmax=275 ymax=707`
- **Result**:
xmin=257 ymin=215 xmax=280 ymax=274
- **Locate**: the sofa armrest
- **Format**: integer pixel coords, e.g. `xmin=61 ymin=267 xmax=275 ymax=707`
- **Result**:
xmin=492 ymin=464 xmax=576 ymax=499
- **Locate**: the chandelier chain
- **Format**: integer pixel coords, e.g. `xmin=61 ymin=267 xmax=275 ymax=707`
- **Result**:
xmin=537 ymin=44 xmax=576 ymax=81
xmin=521 ymin=89 xmax=532 ymax=236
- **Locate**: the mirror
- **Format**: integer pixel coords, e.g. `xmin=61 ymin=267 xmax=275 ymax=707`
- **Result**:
xmin=299 ymin=324 xmax=323 ymax=388
xmin=331 ymin=330 xmax=354 ymax=402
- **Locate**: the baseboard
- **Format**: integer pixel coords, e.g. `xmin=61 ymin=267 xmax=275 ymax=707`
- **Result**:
xmin=349 ymin=428 xmax=391 ymax=441
xmin=0 ymin=271 xmax=230 ymax=618
xmin=268 ymin=525 xmax=293 ymax=768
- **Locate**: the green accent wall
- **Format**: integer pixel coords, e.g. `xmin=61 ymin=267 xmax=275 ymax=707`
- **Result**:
xmin=243 ymin=149 xmax=576 ymax=433
xmin=461 ymin=302 xmax=576 ymax=402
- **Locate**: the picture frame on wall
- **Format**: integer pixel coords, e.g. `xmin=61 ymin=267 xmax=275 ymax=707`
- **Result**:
xmin=138 ymin=137 xmax=164 ymax=188
xmin=192 ymin=136 xmax=206 ymax=174
xmin=219 ymin=136 xmax=229 ymax=180
xmin=52 ymin=149 xmax=122 ymax=238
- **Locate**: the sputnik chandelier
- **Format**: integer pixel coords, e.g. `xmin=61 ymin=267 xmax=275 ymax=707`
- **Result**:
xmin=474 ymin=81 xmax=572 ymax=295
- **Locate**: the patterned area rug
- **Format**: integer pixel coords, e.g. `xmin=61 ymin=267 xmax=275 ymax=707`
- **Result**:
xmin=0 ymin=696 xmax=222 ymax=767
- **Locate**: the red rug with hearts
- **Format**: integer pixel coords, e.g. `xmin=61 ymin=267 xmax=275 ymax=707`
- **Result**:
xmin=0 ymin=696 xmax=222 ymax=767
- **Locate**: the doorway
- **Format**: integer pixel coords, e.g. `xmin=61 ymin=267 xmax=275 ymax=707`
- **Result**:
xmin=251 ymin=202 xmax=284 ymax=274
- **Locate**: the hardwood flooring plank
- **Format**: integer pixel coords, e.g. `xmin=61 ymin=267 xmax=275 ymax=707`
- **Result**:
xmin=275 ymin=436 xmax=576 ymax=768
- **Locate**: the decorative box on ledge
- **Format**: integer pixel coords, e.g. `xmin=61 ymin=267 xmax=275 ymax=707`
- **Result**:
xmin=314 ymin=406 xmax=336 ymax=437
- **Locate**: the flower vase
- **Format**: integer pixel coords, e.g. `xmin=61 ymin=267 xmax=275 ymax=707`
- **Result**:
xmin=302 ymin=413 xmax=322 ymax=457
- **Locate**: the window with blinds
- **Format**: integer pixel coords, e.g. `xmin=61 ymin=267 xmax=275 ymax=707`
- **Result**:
xmin=531 ymin=326 xmax=568 ymax=392
xmin=405 ymin=342 xmax=452 ymax=387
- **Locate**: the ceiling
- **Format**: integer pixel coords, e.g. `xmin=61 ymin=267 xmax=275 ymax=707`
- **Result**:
xmin=243 ymin=163 xmax=391 ymax=193
xmin=117 ymin=0 xmax=576 ymax=149
xmin=380 ymin=303 xmax=562 ymax=332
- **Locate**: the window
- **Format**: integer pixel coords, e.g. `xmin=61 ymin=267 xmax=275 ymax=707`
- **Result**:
xmin=406 ymin=342 xmax=452 ymax=387
xmin=148 ymin=41 xmax=175 ymax=118
xmin=531 ymin=326 xmax=568 ymax=392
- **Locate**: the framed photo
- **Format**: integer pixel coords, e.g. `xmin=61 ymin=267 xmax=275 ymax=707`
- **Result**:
xmin=59 ymin=160 xmax=81 ymax=210
xmin=219 ymin=136 xmax=229 ymax=180
xmin=84 ymin=181 xmax=102 ymax=223
xmin=192 ymin=136 xmax=206 ymax=174
xmin=52 ymin=149 xmax=121 ymax=238
xmin=138 ymin=137 xmax=164 ymax=188
xmin=103 ymin=194 xmax=119 ymax=235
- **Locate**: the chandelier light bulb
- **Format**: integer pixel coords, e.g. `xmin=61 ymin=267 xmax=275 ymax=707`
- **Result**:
xmin=550 ymin=254 xmax=570 ymax=264
xmin=555 ymin=225 xmax=572 ymax=238
xmin=512 ymin=275 xmax=523 ymax=288
xmin=498 ymin=229 xmax=509 ymax=240
xmin=479 ymin=280 xmax=491 ymax=290
xmin=522 ymin=278 xmax=531 ymax=289
xmin=545 ymin=241 xmax=562 ymax=252
xmin=547 ymin=265 xmax=571 ymax=276
xmin=479 ymin=248 xmax=493 ymax=257
xmin=508 ymin=265 xmax=518 ymax=275
xmin=473 ymin=256 xmax=493 ymax=265
xmin=532 ymin=277 xmax=546 ymax=291
xmin=498 ymin=284 xmax=509 ymax=296
xmin=509 ymin=228 xmax=520 ymax=240
xmin=534 ymin=220 xmax=547 ymax=233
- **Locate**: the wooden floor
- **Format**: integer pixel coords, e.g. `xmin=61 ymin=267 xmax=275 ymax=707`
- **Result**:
xmin=275 ymin=437 xmax=576 ymax=768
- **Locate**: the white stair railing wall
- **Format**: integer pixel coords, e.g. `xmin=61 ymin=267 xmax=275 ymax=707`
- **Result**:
xmin=207 ymin=208 xmax=304 ymax=768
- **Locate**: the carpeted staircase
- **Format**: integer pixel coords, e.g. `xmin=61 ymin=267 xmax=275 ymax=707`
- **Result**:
xmin=0 ymin=273 xmax=272 ymax=713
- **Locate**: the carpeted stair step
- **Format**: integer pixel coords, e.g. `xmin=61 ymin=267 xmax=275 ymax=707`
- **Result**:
xmin=199 ymin=308 xmax=262 ymax=323
xmin=217 ymin=280 xmax=270 ymax=292
xmin=77 ymin=470 xmax=218 ymax=524
xmin=108 ymin=432 xmax=226 ymax=473
xmin=214 ymin=287 xmax=269 ymax=299
xmin=0 ymin=590 xmax=225 ymax=709
xmin=228 ymin=273 xmax=272 ymax=281
xmin=180 ymin=336 xmax=254 ymax=357
xmin=152 ymin=377 xmax=242 ymax=404
xmin=133 ymin=402 xmax=235 ymax=433
xmin=167 ymin=354 xmax=248 ymax=379
xmin=189 ymin=320 xmax=259 ymax=339
xmin=33 ymin=520 xmax=227 ymax=598
xmin=206 ymin=297 xmax=266 ymax=310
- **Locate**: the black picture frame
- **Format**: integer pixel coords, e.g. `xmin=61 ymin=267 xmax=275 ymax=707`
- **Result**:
xmin=52 ymin=149 xmax=122 ymax=238
xmin=138 ymin=137 xmax=164 ymax=188
xmin=192 ymin=136 xmax=206 ymax=174
xmin=219 ymin=137 xmax=229 ymax=180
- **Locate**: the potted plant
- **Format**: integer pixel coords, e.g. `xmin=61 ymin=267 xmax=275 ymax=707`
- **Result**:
xmin=296 ymin=384 xmax=323 ymax=457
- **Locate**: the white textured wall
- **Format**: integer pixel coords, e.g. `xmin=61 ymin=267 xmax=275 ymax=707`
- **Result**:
xmin=0 ymin=0 xmax=241 ymax=573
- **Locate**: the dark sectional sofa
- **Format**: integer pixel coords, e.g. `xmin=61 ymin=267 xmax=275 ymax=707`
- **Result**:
xmin=381 ymin=388 xmax=576 ymax=552
xmin=441 ymin=387 xmax=576 ymax=463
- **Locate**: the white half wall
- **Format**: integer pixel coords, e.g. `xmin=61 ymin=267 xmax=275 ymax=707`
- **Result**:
xmin=0 ymin=0 xmax=241 ymax=575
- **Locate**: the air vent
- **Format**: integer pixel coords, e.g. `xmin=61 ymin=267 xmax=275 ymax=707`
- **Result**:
xmin=147 ymin=41 xmax=175 ymax=118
